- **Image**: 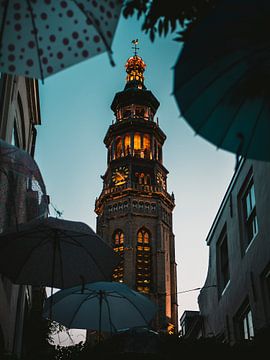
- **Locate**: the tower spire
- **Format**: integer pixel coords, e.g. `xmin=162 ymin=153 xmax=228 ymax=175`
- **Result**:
xmin=132 ymin=39 xmax=139 ymax=56
xmin=125 ymin=39 xmax=146 ymax=89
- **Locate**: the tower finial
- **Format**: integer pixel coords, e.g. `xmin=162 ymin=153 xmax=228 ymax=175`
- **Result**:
xmin=132 ymin=39 xmax=139 ymax=56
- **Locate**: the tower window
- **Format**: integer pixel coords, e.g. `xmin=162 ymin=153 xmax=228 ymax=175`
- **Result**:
xmin=124 ymin=134 xmax=131 ymax=155
xmin=112 ymin=230 xmax=125 ymax=283
xmin=136 ymin=228 xmax=152 ymax=293
xmin=143 ymin=134 xmax=151 ymax=159
xmin=115 ymin=137 xmax=122 ymax=158
xmin=134 ymin=133 xmax=141 ymax=151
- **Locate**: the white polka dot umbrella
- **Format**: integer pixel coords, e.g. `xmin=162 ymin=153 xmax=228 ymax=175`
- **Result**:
xmin=0 ymin=0 xmax=122 ymax=81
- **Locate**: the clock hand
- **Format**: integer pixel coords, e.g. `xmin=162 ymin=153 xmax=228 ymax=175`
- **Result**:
xmin=116 ymin=172 xmax=125 ymax=180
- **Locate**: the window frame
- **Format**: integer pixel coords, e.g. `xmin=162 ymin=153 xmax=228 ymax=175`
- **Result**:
xmin=216 ymin=225 xmax=230 ymax=298
xmin=234 ymin=300 xmax=255 ymax=341
xmin=112 ymin=229 xmax=125 ymax=283
xmin=136 ymin=228 xmax=152 ymax=294
xmin=238 ymin=170 xmax=258 ymax=254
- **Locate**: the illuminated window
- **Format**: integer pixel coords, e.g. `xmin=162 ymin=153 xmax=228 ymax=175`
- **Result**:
xmin=124 ymin=134 xmax=131 ymax=155
xmin=134 ymin=133 xmax=141 ymax=150
xmin=142 ymin=134 xmax=151 ymax=159
xmin=143 ymin=134 xmax=150 ymax=150
xmin=112 ymin=230 xmax=124 ymax=282
xmin=115 ymin=137 xmax=122 ymax=158
xmin=136 ymin=228 xmax=152 ymax=293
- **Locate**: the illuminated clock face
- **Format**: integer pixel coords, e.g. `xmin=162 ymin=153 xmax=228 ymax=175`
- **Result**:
xmin=112 ymin=166 xmax=129 ymax=186
xmin=156 ymin=172 xmax=166 ymax=190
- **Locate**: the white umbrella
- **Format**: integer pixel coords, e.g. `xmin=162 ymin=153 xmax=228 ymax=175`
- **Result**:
xmin=0 ymin=0 xmax=123 ymax=80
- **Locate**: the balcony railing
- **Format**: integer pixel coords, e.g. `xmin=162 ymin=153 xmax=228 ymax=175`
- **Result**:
xmin=96 ymin=181 xmax=174 ymax=208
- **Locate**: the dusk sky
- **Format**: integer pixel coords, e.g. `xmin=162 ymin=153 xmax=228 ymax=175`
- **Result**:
xmin=35 ymin=13 xmax=235 ymax=343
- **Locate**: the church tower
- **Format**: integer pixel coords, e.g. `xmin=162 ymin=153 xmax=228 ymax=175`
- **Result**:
xmin=95 ymin=41 xmax=178 ymax=333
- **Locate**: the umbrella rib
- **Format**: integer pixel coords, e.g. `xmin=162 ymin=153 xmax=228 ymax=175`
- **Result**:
xmin=13 ymin=236 xmax=49 ymax=283
xmin=60 ymin=233 xmax=109 ymax=280
xmin=216 ymin=96 xmax=246 ymax=150
xmin=194 ymin=64 xmax=257 ymax=137
xmin=113 ymin=290 xmax=151 ymax=326
xmin=55 ymin=232 xmax=65 ymax=288
xmin=0 ymin=0 xmax=9 ymax=54
xmin=71 ymin=0 xmax=115 ymax=66
xmin=175 ymin=42 xmax=270 ymax=94
xmin=26 ymin=0 xmax=45 ymax=82
xmin=103 ymin=293 xmax=117 ymax=333
xmin=176 ymin=44 xmax=270 ymax=115
xmin=242 ymin=97 xmax=267 ymax=159
xmin=66 ymin=291 xmax=97 ymax=328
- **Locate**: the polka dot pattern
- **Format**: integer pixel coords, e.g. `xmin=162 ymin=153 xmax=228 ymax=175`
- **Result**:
xmin=0 ymin=0 xmax=123 ymax=79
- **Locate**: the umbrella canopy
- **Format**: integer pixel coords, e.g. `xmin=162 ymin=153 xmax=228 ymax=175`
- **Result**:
xmin=43 ymin=281 xmax=157 ymax=333
xmin=0 ymin=216 xmax=121 ymax=288
xmin=173 ymin=0 xmax=270 ymax=161
xmin=0 ymin=0 xmax=123 ymax=80
xmin=0 ymin=138 xmax=46 ymax=184
xmin=0 ymin=139 xmax=49 ymax=229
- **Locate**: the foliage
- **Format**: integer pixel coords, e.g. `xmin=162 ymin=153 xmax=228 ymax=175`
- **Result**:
xmin=122 ymin=0 xmax=220 ymax=42
xmin=52 ymin=326 xmax=270 ymax=359
xmin=22 ymin=314 xmax=56 ymax=360
xmin=54 ymin=342 xmax=86 ymax=360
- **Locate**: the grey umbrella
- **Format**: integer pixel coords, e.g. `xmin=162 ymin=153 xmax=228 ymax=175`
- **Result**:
xmin=0 ymin=139 xmax=49 ymax=230
xmin=0 ymin=216 xmax=121 ymax=289
xmin=43 ymin=281 xmax=157 ymax=342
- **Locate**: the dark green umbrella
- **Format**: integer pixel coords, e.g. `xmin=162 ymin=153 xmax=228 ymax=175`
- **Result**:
xmin=173 ymin=0 xmax=270 ymax=161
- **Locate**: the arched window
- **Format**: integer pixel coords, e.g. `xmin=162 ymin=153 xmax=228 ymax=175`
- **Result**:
xmin=145 ymin=174 xmax=151 ymax=185
xmin=115 ymin=137 xmax=122 ymax=158
xmin=124 ymin=134 xmax=131 ymax=155
xmin=143 ymin=134 xmax=151 ymax=159
xmin=112 ymin=230 xmax=124 ymax=282
xmin=136 ymin=228 xmax=151 ymax=293
xmin=134 ymin=133 xmax=141 ymax=150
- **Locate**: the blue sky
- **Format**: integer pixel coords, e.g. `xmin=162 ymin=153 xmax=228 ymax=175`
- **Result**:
xmin=35 ymin=13 xmax=235 ymax=336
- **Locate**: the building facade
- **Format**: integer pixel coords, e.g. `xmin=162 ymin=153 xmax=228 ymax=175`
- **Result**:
xmin=95 ymin=50 xmax=178 ymax=333
xmin=190 ymin=158 xmax=270 ymax=343
xmin=0 ymin=74 xmax=47 ymax=358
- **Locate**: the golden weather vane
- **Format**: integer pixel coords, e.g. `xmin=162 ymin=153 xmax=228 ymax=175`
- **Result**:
xmin=132 ymin=39 xmax=139 ymax=56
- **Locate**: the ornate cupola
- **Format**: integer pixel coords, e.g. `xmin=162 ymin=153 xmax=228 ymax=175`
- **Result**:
xmin=125 ymin=39 xmax=146 ymax=89
xmin=94 ymin=41 xmax=178 ymax=334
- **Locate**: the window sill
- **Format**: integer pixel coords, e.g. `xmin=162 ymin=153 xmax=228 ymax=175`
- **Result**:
xmin=220 ymin=280 xmax=231 ymax=297
xmin=245 ymin=232 xmax=258 ymax=254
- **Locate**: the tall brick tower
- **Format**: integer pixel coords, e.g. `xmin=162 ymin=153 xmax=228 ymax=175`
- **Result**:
xmin=95 ymin=41 xmax=178 ymax=333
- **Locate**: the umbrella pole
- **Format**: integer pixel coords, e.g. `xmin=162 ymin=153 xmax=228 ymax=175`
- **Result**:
xmin=98 ymin=290 xmax=103 ymax=344
xmin=49 ymin=234 xmax=57 ymax=319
